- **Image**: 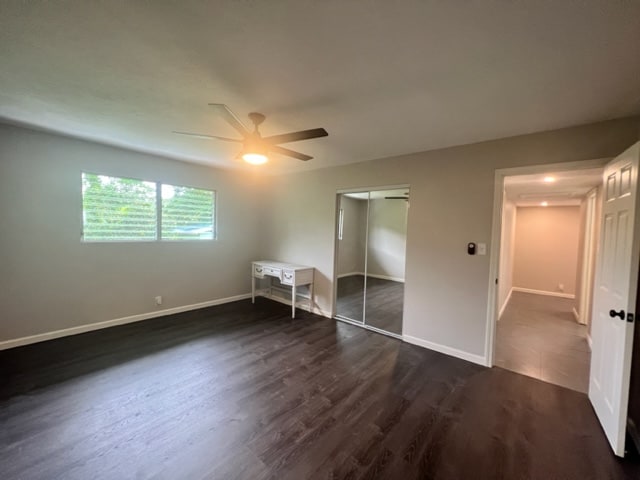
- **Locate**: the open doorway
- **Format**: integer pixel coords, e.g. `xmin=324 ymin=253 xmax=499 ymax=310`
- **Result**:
xmin=494 ymin=167 xmax=603 ymax=392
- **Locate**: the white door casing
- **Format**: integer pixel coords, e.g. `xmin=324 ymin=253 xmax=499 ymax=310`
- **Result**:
xmin=589 ymin=141 xmax=640 ymax=457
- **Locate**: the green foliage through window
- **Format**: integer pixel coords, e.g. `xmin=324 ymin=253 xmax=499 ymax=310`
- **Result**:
xmin=161 ymin=184 xmax=214 ymax=240
xmin=81 ymin=173 xmax=215 ymax=242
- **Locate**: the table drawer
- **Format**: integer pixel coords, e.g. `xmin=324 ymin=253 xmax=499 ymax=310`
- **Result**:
xmin=264 ymin=266 xmax=282 ymax=277
xmin=281 ymin=269 xmax=295 ymax=285
xmin=253 ymin=264 xmax=265 ymax=277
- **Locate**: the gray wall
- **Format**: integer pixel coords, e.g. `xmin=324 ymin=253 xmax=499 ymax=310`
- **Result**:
xmin=1 ymin=117 xmax=638 ymax=363
xmin=0 ymin=124 xmax=265 ymax=342
xmin=367 ymin=198 xmax=407 ymax=280
xmin=262 ymin=117 xmax=639 ymax=360
xmin=336 ymin=195 xmax=367 ymax=276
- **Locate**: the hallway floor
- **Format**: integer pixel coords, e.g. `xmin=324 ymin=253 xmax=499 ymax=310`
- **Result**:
xmin=496 ymin=291 xmax=591 ymax=393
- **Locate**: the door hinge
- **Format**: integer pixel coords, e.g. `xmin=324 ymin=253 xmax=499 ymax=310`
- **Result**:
xmin=628 ymin=312 xmax=634 ymax=323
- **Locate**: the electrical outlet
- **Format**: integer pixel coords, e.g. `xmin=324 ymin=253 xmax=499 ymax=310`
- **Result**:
xmin=558 ymin=284 xmax=564 ymax=292
xmin=155 ymin=296 xmax=163 ymax=305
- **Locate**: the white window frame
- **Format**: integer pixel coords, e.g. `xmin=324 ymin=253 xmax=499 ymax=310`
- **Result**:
xmin=81 ymin=172 xmax=217 ymax=243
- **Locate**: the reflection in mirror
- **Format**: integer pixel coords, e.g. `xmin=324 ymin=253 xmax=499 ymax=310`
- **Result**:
xmin=335 ymin=192 xmax=368 ymax=323
xmin=364 ymin=188 xmax=408 ymax=335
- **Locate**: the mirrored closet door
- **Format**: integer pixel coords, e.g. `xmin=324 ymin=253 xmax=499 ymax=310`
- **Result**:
xmin=334 ymin=188 xmax=409 ymax=336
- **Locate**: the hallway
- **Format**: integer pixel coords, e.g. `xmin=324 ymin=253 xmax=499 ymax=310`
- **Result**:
xmin=496 ymin=291 xmax=591 ymax=393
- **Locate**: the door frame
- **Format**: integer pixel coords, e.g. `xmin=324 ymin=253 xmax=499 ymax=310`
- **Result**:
xmin=331 ymin=183 xmax=410 ymax=338
xmin=578 ymin=189 xmax=598 ymax=327
xmin=484 ymin=158 xmax=610 ymax=367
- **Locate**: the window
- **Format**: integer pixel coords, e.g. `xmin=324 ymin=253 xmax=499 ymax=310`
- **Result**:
xmin=81 ymin=173 xmax=216 ymax=242
xmin=82 ymin=173 xmax=157 ymax=241
xmin=161 ymin=184 xmax=215 ymax=240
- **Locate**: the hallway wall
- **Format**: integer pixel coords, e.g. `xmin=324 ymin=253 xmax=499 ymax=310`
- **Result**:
xmin=513 ymin=206 xmax=581 ymax=296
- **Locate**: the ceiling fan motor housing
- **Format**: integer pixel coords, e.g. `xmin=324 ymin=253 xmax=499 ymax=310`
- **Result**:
xmin=248 ymin=112 xmax=266 ymax=128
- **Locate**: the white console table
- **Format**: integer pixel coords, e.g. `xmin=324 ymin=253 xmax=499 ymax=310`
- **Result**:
xmin=251 ymin=260 xmax=314 ymax=318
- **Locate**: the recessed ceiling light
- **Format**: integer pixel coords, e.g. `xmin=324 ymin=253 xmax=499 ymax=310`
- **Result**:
xmin=541 ymin=201 xmax=549 ymax=207
xmin=543 ymin=176 xmax=555 ymax=183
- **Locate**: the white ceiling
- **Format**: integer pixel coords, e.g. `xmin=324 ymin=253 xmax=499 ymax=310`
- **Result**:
xmin=504 ymin=168 xmax=603 ymax=207
xmin=1 ymin=1 xmax=639 ymax=172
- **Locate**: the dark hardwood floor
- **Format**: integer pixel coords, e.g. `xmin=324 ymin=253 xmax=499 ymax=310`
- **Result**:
xmin=336 ymin=274 xmax=366 ymax=322
xmin=1 ymin=298 xmax=639 ymax=479
xmin=336 ymin=275 xmax=404 ymax=334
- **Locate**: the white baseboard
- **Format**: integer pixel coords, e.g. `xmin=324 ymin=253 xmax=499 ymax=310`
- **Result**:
xmin=572 ymin=307 xmax=580 ymax=322
xmin=512 ymin=287 xmax=575 ymax=299
xmin=498 ymin=287 xmax=513 ymax=319
xmin=268 ymin=294 xmax=332 ymax=319
xmin=587 ymin=334 xmax=593 ymax=351
xmin=366 ymin=273 xmax=405 ymax=283
xmin=337 ymin=272 xmax=404 ymax=283
xmin=0 ymin=293 xmax=252 ymax=351
xmin=403 ymin=335 xmax=487 ymax=366
xmin=255 ymin=290 xmax=332 ymax=319
xmin=337 ymin=271 xmax=364 ymax=278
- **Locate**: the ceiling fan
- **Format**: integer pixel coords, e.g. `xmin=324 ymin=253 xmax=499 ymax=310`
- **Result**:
xmin=174 ymin=104 xmax=328 ymax=164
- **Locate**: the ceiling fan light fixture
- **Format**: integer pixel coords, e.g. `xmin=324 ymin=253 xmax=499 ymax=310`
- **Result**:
xmin=241 ymin=141 xmax=268 ymax=165
xmin=242 ymin=152 xmax=268 ymax=165
xmin=175 ymin=104 xmax=327 ymax=164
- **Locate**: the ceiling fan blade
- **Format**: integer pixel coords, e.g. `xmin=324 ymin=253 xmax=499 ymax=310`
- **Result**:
xmin=263 ymin=128 xmax=328 ymax=145
xmin=268 ymin=145 xmax=313 ymax=161
xmin=173 ymin=131 xmax=242 ymax=142
xmin=208 ymin=103 xmax=250 ymax=137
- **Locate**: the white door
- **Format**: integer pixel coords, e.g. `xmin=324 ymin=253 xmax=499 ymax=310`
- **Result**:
xmin=589 ymin=141 xmax=640 ymax=457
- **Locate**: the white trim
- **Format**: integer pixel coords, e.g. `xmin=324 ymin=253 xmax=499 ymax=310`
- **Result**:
xmin=366 ymin=272 xmax=405 ymax=283
xmin=336 ymin=183 xmax=411 ymax=194
xmin=578 ymin=189 xmax=598 ymax=327
xmin=572 ymin=307 xmax=580 ymax=322
xmin=336 ymin=272 xmax=405 ymax=283
xmin=337 ymin=271 xmax=364 ymax=278
xmin=262 ymin=291 xmax=332 ymax=318
xmin=0 ymin=293 xmax=252 ymax=351
xmin=498 ymin=287 xmax=513 ymax=319
xmin=485 ymin=158 xmax=611 ymax=367
xmin=335 ymin=315 xmax=403 ymax=340
xmin=587 ymin=334 xmax=593 ymax=351
xmin=403 ymin=335 xmax=487 ymax=366
xmin=512 ymin=286 xmax=575 ymax=299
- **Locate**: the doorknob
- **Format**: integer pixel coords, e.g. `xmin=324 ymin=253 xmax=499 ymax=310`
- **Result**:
xmin=609 ymin=309 xmax=625 ymax=320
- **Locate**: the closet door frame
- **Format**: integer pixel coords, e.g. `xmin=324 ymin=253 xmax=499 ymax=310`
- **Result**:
xmin=332 ymin=184 xmax=410 ymax=339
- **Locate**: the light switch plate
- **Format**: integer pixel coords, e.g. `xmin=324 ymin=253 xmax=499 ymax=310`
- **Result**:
xmin=477 ymin=243 xmax=487 ymax=255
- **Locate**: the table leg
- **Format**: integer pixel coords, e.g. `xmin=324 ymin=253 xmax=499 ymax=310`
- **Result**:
xmin=309 ymin=282 xmax=314 ymax=314
xmin=292 ymin=284 xmax=296 ymax=319
xmin=252 ymin=276 xmax=255 ymax=304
